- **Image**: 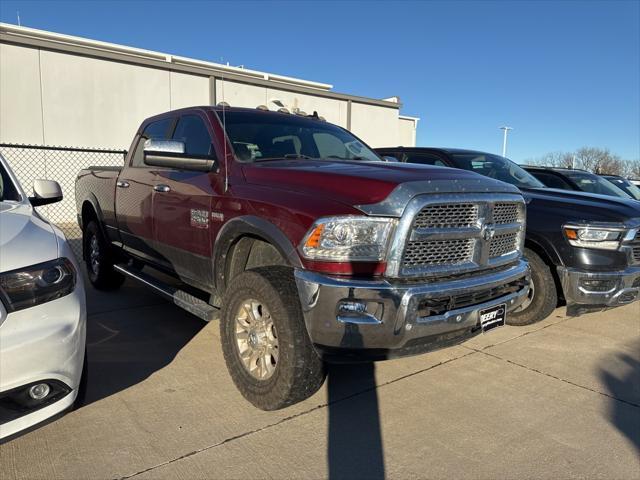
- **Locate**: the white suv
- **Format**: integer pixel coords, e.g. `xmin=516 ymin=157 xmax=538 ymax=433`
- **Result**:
xmin=0 ymin=154 xmax=87 ymax=441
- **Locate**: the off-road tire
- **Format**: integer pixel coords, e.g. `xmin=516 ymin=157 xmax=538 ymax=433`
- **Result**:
xmin=83 ymin=221 xmax=125 ymax=290
xmin=507 ymin=248 xmax=557 ymax=326
xmin=220 ymin=267 xmax=325 ymax=410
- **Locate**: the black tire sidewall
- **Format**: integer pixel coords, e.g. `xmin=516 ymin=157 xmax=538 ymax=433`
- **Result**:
xmin=508 ymin=248 xmax=558 ymax=325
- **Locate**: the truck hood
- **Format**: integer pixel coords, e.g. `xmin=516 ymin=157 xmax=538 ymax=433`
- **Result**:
xmin=521 ymin=187 xmax=640 ymax=223
xmin=242 ymin=160 xmax=518 ymax=208
xmin=0 ymin=203 xmax=59 ymax=273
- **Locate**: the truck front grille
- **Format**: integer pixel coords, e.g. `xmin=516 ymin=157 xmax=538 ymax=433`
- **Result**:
xmin=493 ymin=203 xmax=521 ymax=224
xmin=391 ymin=194 xmax=526 ymax=278
xmin=413 ymin=203 xmax=479 ymax=228
xmin=489 ymin=231 xmax=519 ymax=258
xmin=404 ymin=239 xmax=474 ymax=266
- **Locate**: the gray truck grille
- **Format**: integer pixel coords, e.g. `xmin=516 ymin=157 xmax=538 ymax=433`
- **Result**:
xmin=489 ymin=232 xmax=519 ymax=258
xmin=396 ymin=196 xmax=525 ymax=277
xmin=403 ymin=239 xmax=475 ymax=266
xmin=493 ymin=203 xmax=521 ymax=224
xmin=632 ymin=231 xmax=640 ymax=263
xmin=414 ymin=204 xmax=479 ymax=229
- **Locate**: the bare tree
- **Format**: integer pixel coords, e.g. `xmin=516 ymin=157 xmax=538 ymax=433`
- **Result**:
xmin=527 ymin=151 xmax=574 ymax=168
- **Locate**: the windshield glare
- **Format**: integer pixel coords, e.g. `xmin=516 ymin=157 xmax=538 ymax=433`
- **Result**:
xmin=219 ymin=111 xmax=382 ymax=163
xmin=449 ymin=153 xmax=545 ymax=188
xmin=565 ymin=172 xmax=632 ymax=198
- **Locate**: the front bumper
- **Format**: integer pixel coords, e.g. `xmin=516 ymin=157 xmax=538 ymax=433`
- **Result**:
xmin=558 ymin=265 xmax=640 ymax=315
xmin=295 ymin=260 xmax=530 ymax=361
xmin=0 ymin=281 xmax=86 ymax=440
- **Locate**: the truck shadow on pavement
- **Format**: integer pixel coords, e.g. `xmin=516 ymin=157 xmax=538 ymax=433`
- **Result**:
xmin=80 ymin=278 xmax=205 ymax=406
xmin=326 ymin=324 xmax=385 ymax=480
xmin=599 ymin=338 xmax=640 ymax=454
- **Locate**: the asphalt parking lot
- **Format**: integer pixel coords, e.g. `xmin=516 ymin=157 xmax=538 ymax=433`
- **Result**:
xmin=1 ymin=272 xmax=639 ymax=480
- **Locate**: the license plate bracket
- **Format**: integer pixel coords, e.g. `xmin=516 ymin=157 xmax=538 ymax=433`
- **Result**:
xmin=479 ymin=303 xmax=506 ymax=333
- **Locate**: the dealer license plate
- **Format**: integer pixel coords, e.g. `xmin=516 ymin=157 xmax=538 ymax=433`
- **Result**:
xmin=479 ymin=303 xmax=506 ymax=333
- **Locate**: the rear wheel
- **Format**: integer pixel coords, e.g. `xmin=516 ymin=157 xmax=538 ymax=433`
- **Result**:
xmin=220 ymin=267 xmax=325 ymax=410
xmin=508 ymin=248 xmax=557 ymax=326
xmin=83 ymin=221 xmax=125 ymax=290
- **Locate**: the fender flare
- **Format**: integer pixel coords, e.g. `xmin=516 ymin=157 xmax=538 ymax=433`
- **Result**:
xmin=212 ymin=216 xmax=303 ymax=293
xmin=524 ymin=233 xmax=564 ymax=267
xmin=80 ymin=193 xmax=109 ymax=238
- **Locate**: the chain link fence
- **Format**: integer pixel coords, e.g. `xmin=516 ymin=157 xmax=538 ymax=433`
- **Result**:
xmin=0 ymin=143 xmax=126 ymax=258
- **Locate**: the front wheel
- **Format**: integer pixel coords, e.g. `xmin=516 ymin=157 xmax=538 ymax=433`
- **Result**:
xmin=220 ymin=267 xmax=325 ymax=410
xmin=507 ymin=248 xmax=558 ymax=326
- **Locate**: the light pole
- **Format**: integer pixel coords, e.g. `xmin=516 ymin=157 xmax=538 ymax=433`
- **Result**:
xmin=499 ymin=126 xmax=513 ymax=157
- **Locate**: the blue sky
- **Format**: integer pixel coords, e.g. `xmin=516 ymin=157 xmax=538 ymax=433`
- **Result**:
xmin=1 ymin=0 xmax=638 ymax=161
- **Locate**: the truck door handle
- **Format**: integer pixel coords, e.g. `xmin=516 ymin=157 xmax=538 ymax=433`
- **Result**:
xmin=154 ymin=184 xmax=171 ymax=193
xmin=116 ymin=180 xmax=130 ymax=188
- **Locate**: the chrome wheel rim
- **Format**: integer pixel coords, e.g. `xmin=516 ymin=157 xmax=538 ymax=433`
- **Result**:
xmin=520 ymin=277 xmax=536 ymax=310
xmin=235 ymin=299 xmax=278 ymax=380
xmin=89 ymin=235 xmax=100 ymax=275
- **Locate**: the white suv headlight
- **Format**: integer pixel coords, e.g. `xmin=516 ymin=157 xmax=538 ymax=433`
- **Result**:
xmin=301 ymin=216 xmax=396 ymax=262
xmin=563 ymin=224 xmax=632 ymax=250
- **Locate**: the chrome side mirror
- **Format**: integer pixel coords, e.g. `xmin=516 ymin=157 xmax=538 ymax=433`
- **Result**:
xmin=30 ymin=179 xmax=63 ymax=206
xmin=143 ymin=139 xmax=216 ymax=172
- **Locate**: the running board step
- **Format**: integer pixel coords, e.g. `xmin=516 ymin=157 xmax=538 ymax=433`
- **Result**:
xmin=113 ymin=264 xmax=220 ymax=322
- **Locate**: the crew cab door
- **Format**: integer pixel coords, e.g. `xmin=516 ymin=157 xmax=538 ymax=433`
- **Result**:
xmin=152 ymin=113 xmax=218 ymax=289
xmin=116 ymin=117 xmax=174 ymax=261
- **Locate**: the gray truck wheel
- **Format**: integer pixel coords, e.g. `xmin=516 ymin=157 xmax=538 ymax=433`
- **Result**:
xmin=507 ymin=248 xmax=557 ymax=326
xmin=83 ymin=221 xmax=125 ymax=290
xmin=220 ymin=267 xmax=325 ymax=410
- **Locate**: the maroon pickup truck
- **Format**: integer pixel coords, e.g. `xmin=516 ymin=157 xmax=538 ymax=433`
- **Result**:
xmin=75 ymin=106 xmax=530 ymax=409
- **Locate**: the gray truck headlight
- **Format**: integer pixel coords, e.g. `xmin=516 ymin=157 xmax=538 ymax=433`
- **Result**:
xmin=301 ymin=216 xmax=396 ymax=261
xmin=0 ymin=258 xmax=76 ymax=313
xmin=563 ymin=224 xmax=631 ymax=250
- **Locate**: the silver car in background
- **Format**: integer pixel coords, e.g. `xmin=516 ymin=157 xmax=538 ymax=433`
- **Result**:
xmin=0 ymin=154 xmax=87 ymax=441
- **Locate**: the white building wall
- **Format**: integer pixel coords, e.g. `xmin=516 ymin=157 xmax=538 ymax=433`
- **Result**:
xmin=0 ymin=27 xmax=418 ymax=151
xmin=350 ymin=103 xmax=399 ymax=148
xmin=0 ymin=43 xmax=44 ymax=144
xmin=398 ymin=117 xmax=418 ymax=147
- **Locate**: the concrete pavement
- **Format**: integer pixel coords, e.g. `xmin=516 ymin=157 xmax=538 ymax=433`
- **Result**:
xmin=1 ymin=275 xmax=638 ymax=479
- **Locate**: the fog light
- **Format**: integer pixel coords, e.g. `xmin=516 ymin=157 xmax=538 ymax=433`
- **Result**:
xmin=28 ymin=383 xmax=50 ymax=400
xmin=338 ymin=301 xmax=367 ymax=314
xmin=579 ymin=278 xmax=616 ymax=293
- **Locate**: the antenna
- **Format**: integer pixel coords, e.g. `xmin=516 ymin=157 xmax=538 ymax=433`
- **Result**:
xmin=17 ymin=11 xmax=21 ymax=26
xmin=221 ymin=71 xmax=228 ymax=193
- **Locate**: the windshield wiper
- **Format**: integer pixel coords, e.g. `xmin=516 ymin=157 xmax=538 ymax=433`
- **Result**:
xmin=254 ymin=154 xmax=314 ymax=161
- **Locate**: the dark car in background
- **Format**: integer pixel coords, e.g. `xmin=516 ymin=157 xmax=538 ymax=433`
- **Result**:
xmin=523 ymin=166 xmax=633 ymax=200
xmin=377 ymin=147 xmax=640 ymax=323
xmin=601 ymin=175 xmax=640 ymax=201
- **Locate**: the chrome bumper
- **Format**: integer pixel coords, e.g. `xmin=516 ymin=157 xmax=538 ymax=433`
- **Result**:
xmin=558 ymin=265 xmax=640 ymax=311
xmin=295 ymin=260 xmax=530 ymax=361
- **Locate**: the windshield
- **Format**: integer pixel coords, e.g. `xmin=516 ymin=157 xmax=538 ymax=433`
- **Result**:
xmin=564 ymin=171 xmax=632 ymax=198
xmin=449 ymin=153 xmax=545 ymax=188
xmin=0 ymin=160 xmax=21 ymax=202
xmin=603 ymin=177 xmax=640 ymax=200
xmin=219 ymin=111 xmax=382 ymax=163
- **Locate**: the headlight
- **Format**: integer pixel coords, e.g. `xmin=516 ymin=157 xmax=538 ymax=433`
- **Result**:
xmin=563 ymin=225 xmax=627 ymax=250
xmin=301 ymin=216 xmax=396 ymax=261
xmin=0 ymin=258 xmax=76 ymax=313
